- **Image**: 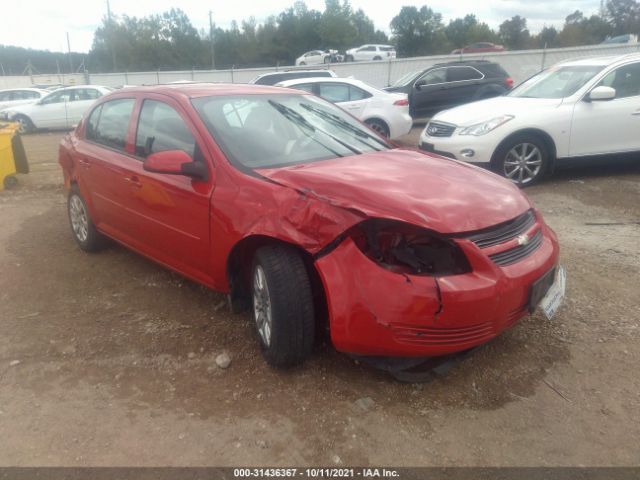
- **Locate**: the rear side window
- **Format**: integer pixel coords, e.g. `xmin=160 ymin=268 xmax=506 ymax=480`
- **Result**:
xmin=380 ymin=46 xmax=395 ymax=52
xmin=447 ymin=66 xmax=483 ymax=82
xmin=349 ymin=85 xmax=372 ymax=100
xmin=72 ymin=88 xmax=102 ymax=101
xmin=135 ymin=100 xmax=196 ymax=158
xmin=86 ymin=99 xmax=135 ymax=150
xmin=418 ymin=68 xmax=447 ymax=85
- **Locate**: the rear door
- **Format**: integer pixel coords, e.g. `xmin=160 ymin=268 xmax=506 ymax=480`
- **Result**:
xmin=67 ymin=88 xmax=103 ymax=127
xmin=75 ymin=97 xmax=137 ymax=238
xmin=443 ymin=66 xmax=485 ymax=107
xmin=317 ymin=82 xmax=371 ymax=118
xmin=125 ymin=96 xmax=214 ymax=282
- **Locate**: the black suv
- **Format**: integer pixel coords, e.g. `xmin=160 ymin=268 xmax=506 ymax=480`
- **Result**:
xmin=385 ymin=60 xmax=513 ymax=117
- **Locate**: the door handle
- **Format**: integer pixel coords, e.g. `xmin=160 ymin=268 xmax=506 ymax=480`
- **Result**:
xmin=124 ymin=175 xmax=143 ymax=188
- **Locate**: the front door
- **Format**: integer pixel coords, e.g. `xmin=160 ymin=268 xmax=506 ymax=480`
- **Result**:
xmin=32 ymin=89 xmax=72 ymax=128
xmin=569 ymin=62 xmax=640 ymax=156
xmin=410 ymin=67 xmax=448 ymax=115
xmin=125 ymin=96 xmax=214 ymax=283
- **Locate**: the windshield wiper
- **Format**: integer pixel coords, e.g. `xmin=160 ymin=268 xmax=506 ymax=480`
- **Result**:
xmin=300 ymin=103 xmax=388 ymax=151
xmin=268 ymin=100 xmax=360 ymax=156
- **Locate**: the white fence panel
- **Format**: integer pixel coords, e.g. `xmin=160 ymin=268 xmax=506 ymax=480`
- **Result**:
xmin=2 ymin=42 xmax=639 ymax=90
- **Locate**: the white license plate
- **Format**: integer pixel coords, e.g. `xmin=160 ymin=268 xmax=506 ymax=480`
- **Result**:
xmin=538 ymin=266 xmax=566 ymax=320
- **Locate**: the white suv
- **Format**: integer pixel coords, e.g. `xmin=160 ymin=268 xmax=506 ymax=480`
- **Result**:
xmin=345 ymin=45 xmax=396 ymax=62
xmin=419 ymin=53 xmax=640 ymax=186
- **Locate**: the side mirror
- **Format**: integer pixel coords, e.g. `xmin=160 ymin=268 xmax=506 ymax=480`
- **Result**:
xmin=415 ymin=79 xmax=426 ymax=90
xmin=143 ymin=150 xmax=208 ymax=180
xmin=588 ymin=86 xmax=616 ymax=101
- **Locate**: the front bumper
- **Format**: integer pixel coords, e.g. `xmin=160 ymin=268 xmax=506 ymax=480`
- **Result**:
xmin=419 ymin=126 xmax=501 ymax=164
xmin=314 ymin=214 xmax=559 ymax=357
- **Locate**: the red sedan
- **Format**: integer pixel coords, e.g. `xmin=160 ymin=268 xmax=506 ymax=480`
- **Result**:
xmin=59 ymin=84 xmax=562 ymax=367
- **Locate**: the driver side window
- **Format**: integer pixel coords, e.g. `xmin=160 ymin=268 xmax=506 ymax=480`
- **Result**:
xmin=41 ymin=91 xmax=69 ymax=105
xmin=135 ymin=100 xmax=197 ymax=159
xmin=598 ymin=63 xmax=640 ymax=99
xmin=418 ymin=68 xmax=447 ymax=86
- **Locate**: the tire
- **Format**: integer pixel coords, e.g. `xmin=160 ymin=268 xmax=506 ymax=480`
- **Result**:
xmin=14 ymin=115 xmax=34 ymax=134
xmin=67 ymin=185 xmax=106 ymax=252
xmin=299 ymin=61 xmax=306 ymax=66
xmin=323 ymin=56 xmax=330 ymax=64
xmin=373 ymin=56 xmax=382 ymax=61
xmin=365 ymin=118 xmax=390 ymax=138
xmin=491 ymin=134 xmax=550 ymax=187
xmin=3 ymin=175 xmax=18 ymax=189
xmin=251 ymin=245 xmax=315 ymax=367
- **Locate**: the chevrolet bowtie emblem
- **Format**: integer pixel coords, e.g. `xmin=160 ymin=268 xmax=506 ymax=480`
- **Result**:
xmin=517 ymin=233 xmax=530 ymax=246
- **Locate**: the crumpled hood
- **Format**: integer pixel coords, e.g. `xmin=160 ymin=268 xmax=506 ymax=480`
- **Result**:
xmin=256 ymin=149 xmax=531 ymax=234
xmin=433 ymin=96 xmax=564 ymax=127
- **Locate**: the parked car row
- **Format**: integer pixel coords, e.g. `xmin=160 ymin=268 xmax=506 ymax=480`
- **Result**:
xmin=295 ymin=45 xmax=397 ymax=66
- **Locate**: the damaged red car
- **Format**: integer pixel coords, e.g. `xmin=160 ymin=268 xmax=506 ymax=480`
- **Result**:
xmin=59 ymin=84 xmax=563 ymax=367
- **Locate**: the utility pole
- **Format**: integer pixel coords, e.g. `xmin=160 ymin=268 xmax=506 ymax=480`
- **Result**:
xmin=66 ymin=32 xmax=73 ymax=74
xmin=209 ymin=10 xmax=215 ymax=70
xmin=107 ymin=0 xmax=117 ymax=72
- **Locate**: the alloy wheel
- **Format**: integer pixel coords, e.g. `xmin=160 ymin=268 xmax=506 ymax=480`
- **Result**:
xmin=253 ymin=265 xmax=273 ymax=347
xmin=503 ymin=143 xmax=542 ymax=185
xmin=69 ymin=195 xmax=89 ymax=242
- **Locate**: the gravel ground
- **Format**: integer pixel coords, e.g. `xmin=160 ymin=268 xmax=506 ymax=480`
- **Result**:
xmin=0 ymin=129 xmax=638 ymax=466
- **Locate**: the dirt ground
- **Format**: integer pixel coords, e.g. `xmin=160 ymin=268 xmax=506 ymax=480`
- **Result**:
xmin=0 ymin=129 xmax=639 ymax=467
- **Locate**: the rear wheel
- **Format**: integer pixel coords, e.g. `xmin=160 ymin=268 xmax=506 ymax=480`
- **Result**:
xmin=365 ymin=118 xmax=390 ymax=138
xmin=373 ymin=56 xmax=382 ymax=60
xmin=492 ymin=134 xmax=549 ymax=187
xmin=14 ymin=115 xmax=34 ymax=134
xmin=251 ymin=245 xmax=315 ymax=367
xmin=299 ymin=61 xmax=306 ymax=66
xmin=67 ymin=186 xmax=106 ymax=252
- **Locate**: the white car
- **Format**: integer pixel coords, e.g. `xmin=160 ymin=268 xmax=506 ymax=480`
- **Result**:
xmin=0 ymin=88 xmax=48 ymax=113
xmin=419 ymin=53 xmax=640 ymax=186
xmin=295 ymin=50 xmax=337 ymax=66
xmin=2 ymin=85 xmax=112 ymax=132
xmin=276 ymin=77 xmax=412 ymax=139
xmin=345 ymin=44 xmax=396 ymax=62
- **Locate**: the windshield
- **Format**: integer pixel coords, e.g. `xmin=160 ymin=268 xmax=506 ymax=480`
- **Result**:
xmin=392 ymin=70 xmax=420 ymax=87
xmin=509 ymin=65 xmax=605 ymax=99
xmin=192 ymin=94 xmax=391 ymax=170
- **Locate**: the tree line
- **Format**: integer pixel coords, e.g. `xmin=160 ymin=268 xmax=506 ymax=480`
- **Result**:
xmin=1 ymin=0 xmax=639 ymax=75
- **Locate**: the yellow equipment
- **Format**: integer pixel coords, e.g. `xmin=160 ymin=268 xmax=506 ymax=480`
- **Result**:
xmin=0 ymin=122 xmax=29 ymax=190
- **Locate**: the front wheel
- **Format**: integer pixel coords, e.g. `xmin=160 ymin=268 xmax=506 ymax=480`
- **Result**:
xmin=67 ymin=186 xmax=106 ymax=251
xmin=251 ymin=245 xmax=315 ymax=367
xmin=299 ymin=61 xmax=306 ymax=66
xmin=492 ymin=135 xmax=549 ymax=187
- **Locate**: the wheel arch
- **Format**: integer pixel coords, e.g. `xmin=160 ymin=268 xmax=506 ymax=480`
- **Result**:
xmin=226 ymin=234 xmax=329 ymax=333
xmin=363 ymin=117 xmax=390 ymax=136
xmin=490 ymin=128 xmax=558 ymax=171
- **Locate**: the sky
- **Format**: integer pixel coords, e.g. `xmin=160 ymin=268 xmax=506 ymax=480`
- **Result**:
xmin=4 ymin=0 xmax=603 ymax=53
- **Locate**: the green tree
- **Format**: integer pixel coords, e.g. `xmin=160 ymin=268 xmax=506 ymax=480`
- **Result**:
xmin=390 ymin=6 xmax=448 ymax=56
xmin=498 ymin=15 xmax=530 ymax=49
xmin=605 ymin=0 xmax=640 ymax=35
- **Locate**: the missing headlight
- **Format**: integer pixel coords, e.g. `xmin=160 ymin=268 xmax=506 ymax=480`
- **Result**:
xmin=348 ymin=219 xmax=471 ymax=276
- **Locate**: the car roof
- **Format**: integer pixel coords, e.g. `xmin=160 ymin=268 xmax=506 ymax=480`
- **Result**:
xmin=277 ymin=77 xmax=367 ymax=87
xmin=557 ymin=53 xmax=640 ymax=67
xmin=104 ymin=82 xmax=309 ymax=99
xmin=255 ymin=69 xmax=333 ymax=78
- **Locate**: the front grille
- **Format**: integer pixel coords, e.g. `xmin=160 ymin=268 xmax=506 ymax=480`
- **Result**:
xmin=466 ymin=210 xmax=536 ymax=249
xmin=391 ymin=321 xmax=494 ymax=346
xmin=425 ymin=121 xmax=456 ymax=137
xmin=489 ymin=230 xmax=543 ymax=266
